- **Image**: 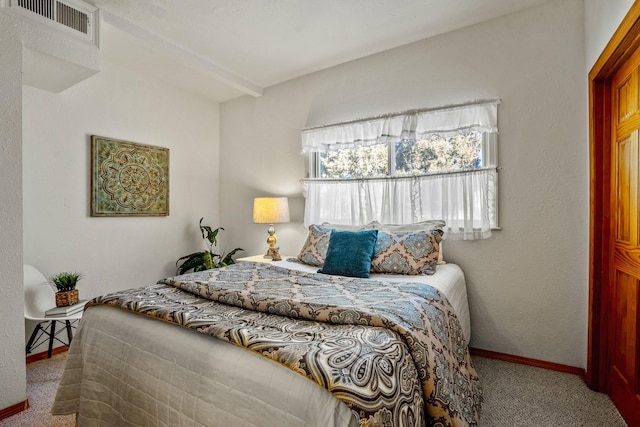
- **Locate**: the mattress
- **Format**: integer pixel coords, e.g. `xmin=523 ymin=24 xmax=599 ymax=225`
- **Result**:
xmin=54 ymin=305 xmax=359 ymax=427
xmin=53 ymin=262 xmax=475 ymax=426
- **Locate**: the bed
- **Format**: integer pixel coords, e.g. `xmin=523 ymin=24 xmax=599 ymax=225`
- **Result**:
xmin=52 ymin=227 xmax=481 ymax=427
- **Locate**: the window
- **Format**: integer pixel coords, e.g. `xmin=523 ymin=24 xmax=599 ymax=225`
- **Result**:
xmin=395 ymin=131 xmax=483 ymax=175
xmin=302 ymin=100 xmax=500 ymax=240
xmin=316 ymin=130 xmax=490 ymax=179
xmin=318 ymin=144 xmax=388 ymax=178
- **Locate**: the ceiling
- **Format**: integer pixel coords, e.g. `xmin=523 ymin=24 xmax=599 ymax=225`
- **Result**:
xmin=95 ymin=0 xmax=550 ymax=102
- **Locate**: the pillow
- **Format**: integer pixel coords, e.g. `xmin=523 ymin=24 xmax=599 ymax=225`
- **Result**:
xmin=369 ymin=220 xmax=446 ymax=264
xmin=368 ymin=219 xmax=446 ymax=232
xmin=437 ymin=241 xmax=445 ymax=265
xmin=297 ymin=223 xmax=377 ymax=266
xmin=318 ymin=230 xmax=379 ymax=278
xmin=371 ymin=229 xmax=443 ymax=275
xmin=297 ymin=225 xmax=332 ymax=266
xmin=320 ymin=222 xmax=370 ymax=231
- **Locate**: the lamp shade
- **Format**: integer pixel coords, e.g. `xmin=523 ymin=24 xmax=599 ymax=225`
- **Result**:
xmin=253 ymin=197 xmax=290 ymax=224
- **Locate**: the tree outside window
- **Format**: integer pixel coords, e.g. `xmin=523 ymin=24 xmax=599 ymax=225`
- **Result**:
xmin=318 ymin=131 xmax=482 ymax=179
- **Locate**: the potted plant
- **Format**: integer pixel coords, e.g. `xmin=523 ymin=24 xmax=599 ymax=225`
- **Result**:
xmin=50 ymin=271 xmax=83 ymax=307
xmin=176 ymin=218 xmax=243 ymax=275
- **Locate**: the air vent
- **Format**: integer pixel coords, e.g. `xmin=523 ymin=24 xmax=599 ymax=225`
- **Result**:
xmin=1 ymin=0 xmax=97 ymax=44
xmin=18 ymin=0 xmax=54 ymax=20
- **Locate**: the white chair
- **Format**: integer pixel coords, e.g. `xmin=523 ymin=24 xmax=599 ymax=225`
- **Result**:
xmin=24 ymin=264 xmax=83 ymax=358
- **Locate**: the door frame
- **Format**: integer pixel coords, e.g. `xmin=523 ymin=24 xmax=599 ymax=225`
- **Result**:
xmin=588 ymin=2 xmax=640 ymax=391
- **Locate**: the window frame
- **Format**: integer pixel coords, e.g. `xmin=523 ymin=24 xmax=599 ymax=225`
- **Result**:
xmin=302 ymin=100 xmax=501 ymax=237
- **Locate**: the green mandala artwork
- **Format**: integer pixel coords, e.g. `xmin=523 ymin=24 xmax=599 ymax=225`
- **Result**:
xmin=91 ymin=135 xmax=169 ymax=216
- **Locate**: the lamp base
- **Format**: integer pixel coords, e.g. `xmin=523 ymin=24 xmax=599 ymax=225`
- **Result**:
xmin=263 ymin=224 xmax=282 ymax=261
xmin=264 ymin=247 xmax=282 ymax=261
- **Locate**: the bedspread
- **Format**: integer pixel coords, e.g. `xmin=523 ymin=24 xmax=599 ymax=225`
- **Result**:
xmin=86 ymin=262 xmax=481 ymax=426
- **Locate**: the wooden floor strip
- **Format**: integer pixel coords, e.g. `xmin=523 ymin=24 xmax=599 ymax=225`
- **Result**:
xmin=470 ymin=347 xmax=585 ymax=377
xmin=0 ymin=399 xmax=29 ymax=422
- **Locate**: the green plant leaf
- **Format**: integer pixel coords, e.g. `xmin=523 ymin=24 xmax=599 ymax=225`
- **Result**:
xmin=176 ymin=251 xmax=206 ymax=265
xmin=220 ymin=247 xmax=243 ymax=266
xmin=199 ymin=217 xmax=211 ymax=238
xmin=203 ymin=252 xmax=214 ymax=270
xmin=176 ymin=219 xmax=242 ymax=273
xmin=176 ymin=252 xmax=206 ymax=275
xmin=49 ymin=271 xmax=84 ymax=291
xmin=199 ymin=218 xmax=224 ymax=246
xmin=207 ymin=228 xmax=221 ymax=245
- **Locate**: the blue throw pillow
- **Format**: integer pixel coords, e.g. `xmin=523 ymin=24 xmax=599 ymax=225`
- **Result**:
xmin=318 ymin=230 xmax=379 ymax=278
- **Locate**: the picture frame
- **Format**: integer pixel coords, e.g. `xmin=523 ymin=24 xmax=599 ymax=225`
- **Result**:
xmin=90 ymin=135 xmax=169 ymax=216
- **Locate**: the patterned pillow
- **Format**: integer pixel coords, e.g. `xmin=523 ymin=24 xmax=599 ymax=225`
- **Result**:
xmin=296 ymin=225 xmax=332 ymax=266
xmin=371 ymin=229 xmax=443 ymax=275
xmin=320 ymin=222 xmax=370 ymax=231
xmin=370 ymin=220 xmax=447 ymax=264
xmin=368 ymin=220 xmax=446 ymax=232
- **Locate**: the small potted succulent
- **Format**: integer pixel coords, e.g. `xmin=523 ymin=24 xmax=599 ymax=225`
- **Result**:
xmin=50 ymin=271 xmax=84 ymax=307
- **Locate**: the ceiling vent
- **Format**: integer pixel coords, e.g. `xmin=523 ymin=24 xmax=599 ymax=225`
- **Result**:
xmin=1 ymin=0 xmax=98 ymax=45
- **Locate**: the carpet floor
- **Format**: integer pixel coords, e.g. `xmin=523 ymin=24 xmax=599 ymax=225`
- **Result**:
xmin=0 ymin=353 xmax=74 ymax=427
xmin=0 ymin=354 xmax=627 ymax=426
xmin=473 ymin=357 xmax=626 ymax=426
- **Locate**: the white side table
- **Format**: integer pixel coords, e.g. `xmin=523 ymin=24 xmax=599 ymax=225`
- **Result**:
xmin=236 ymin=255 xmax=292 ymax=264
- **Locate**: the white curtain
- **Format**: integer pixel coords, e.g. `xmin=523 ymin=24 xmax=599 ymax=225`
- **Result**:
xmin=303 ymin=168 xmax=497 ymax=240
xmin=301 ymin=100 xmax=500 ymax=240
xmin=302 ymin=100 xmax=499 ymax=153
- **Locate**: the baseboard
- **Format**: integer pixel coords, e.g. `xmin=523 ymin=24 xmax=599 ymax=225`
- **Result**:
xmin=2 ymin=347 xmax=70 ymax=422
xmin=26 ymin=345 xmax=69 ymax=364
xmin=469 ymin=347 xmax=585 ymax=377
xmin=0 ymin=399 xmax=29 ymax=421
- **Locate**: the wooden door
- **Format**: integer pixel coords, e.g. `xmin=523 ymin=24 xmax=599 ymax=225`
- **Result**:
xmin=610 ymin=46 xmax=640 ymax=426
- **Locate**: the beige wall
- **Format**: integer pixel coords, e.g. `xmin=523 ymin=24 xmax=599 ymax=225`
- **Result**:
xmin=220 ymin=0 xmax=591 ymax=367
xmin=0 ymin=10 xmax=100 ymax=411
xmin=22 ymin=60 xmax=221 ymax=354
xmin=585 ymin=0 xmax=636 ymax=70
xmin=2 ymin=17 xmax=221 ymax=405
xmin=0 ymin=15 xmax=26 ymax=411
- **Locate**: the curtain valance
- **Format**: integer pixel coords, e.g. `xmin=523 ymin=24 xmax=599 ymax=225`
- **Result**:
xmin=301 ymin=99 xmax=500 ymax=153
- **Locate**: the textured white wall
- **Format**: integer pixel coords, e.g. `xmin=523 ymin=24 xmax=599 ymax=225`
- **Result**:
xmin=220 ymin=0 xmax=590 ymax=367
xmin=585 ymin=0 xmax=635 ymax=71
xmin=0 ymin=9 xmax=100 ymax=409
xmin=0 ymin=15 xmax=27 ymax=411
xmin=22 ymin=60 xmax=221 ymax=353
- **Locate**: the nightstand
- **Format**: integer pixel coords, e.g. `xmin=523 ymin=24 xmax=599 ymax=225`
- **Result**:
xmin=236 ymin=255 xmax=295 ymax=263
xmin=236 ymin=255 xmax=280 ymax=264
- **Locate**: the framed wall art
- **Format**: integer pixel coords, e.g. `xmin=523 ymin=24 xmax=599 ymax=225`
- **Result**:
xmin=90 ymin=135 xmax=169 ymax=216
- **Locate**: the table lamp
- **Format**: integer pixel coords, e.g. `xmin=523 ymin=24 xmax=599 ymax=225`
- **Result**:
xmin=253 ymin=197 xmax=290 ymax=260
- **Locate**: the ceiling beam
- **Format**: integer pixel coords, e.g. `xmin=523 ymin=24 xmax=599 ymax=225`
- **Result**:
xmin=101 ymin=10 xmax=263 ymax=98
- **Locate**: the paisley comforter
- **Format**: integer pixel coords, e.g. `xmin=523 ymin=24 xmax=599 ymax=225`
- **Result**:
xmin=87 ymin=262 xmax=481 ymax=426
